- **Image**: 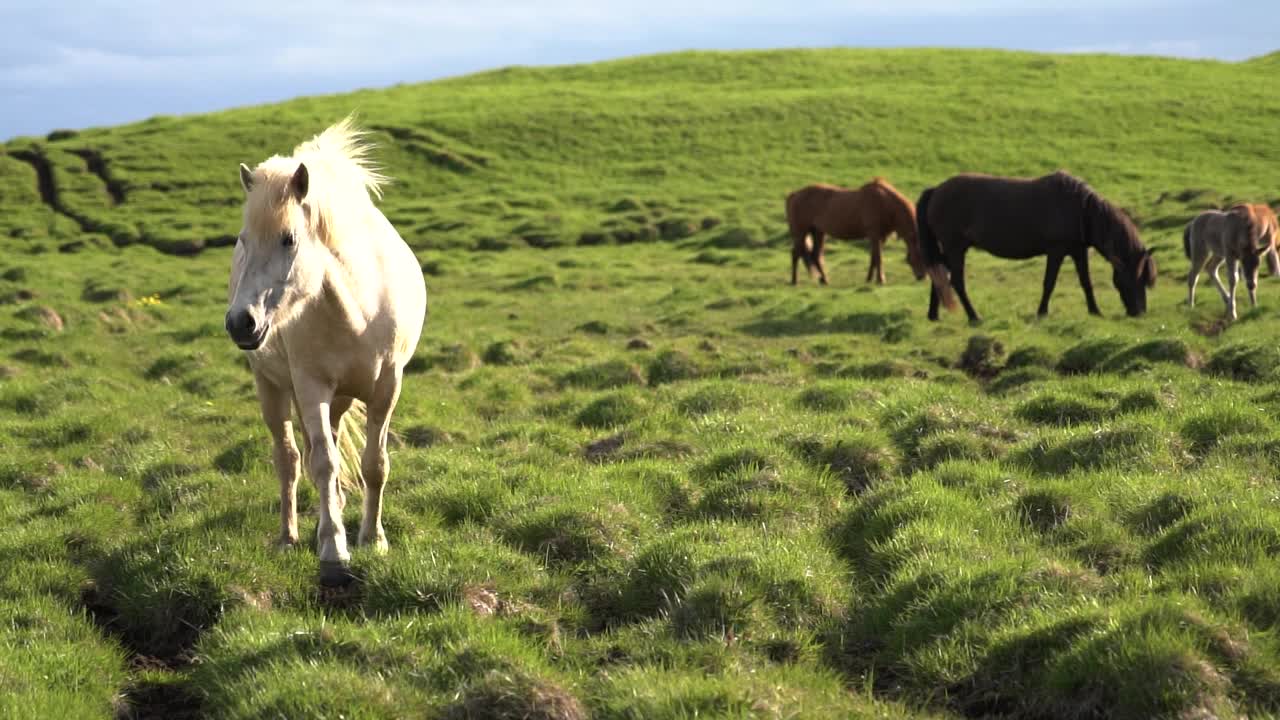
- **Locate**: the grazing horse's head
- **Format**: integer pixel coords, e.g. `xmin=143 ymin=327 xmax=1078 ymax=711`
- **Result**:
xmin=1108 ymin=247 xmax=1157 ymax=317
xmin=225 ymin=160 xmax=317 ymax=350
xmin=1087 ymin=197 xmax=1155 ymax=317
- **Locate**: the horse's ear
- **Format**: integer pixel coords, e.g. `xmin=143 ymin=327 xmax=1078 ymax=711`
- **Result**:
xmin=239 ymin=163 xmax=254 ymax=193
xmin=290 ymin=163 xmax=309 ymax=201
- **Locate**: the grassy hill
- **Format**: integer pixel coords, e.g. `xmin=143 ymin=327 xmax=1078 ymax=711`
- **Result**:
xmin=3 ymin=49 xmax=1279 ymax=255
xmin=3 ymin=48 xmax=1280 ymax=719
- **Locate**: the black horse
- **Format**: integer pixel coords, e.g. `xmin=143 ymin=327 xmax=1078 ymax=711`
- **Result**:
xmin=916 ymin=171 xmax=1157 ymax=323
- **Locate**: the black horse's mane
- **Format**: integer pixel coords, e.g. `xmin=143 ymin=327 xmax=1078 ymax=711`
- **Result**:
xmin=1046 ymin=171 xmax=1143 ymax=259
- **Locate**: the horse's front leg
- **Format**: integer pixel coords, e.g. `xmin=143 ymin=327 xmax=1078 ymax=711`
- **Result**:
xmin=1245 ymin=257 xmax=1260 ymax=308
xmin=927 ymin=284 xmax=940 ymax=322
xmin=1070 ymin=251 xmax=1102 ymax=316
xmin=359 ymin=365 xmax=404 ymax=553
xmin=295 ymin=383 xmax=351 ymax=585
xmin=1037 ymin=252 xmax=1065 ymax=316
xmin=255 ymin=375 xmax=301 ymax=547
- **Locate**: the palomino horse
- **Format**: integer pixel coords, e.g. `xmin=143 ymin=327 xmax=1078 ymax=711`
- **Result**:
xmin=785 ymin=178 xmax=928 ymax=286
xmin=1228 ymin=203 xmax=1280 ymax=277
xmin=917 ymin=171 xmax=1156 ymax=323
xmin=1185 ymin=208 xmax=1272 ymax=320
xmin=226 ymin=118 xmax=427 ymax=586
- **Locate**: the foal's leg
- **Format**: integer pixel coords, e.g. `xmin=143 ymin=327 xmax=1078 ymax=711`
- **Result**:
xmin=949 ymin=250 xmax=981 ymax=323
xmin=1037 ymin=252 xmax=1065 ymax=317
xmin=1070 ymin=251 xmax=1102 ymax=316
xmin=928 ymin=284 xmax=941 ymax=322
xmin=255 ymin=375 xmax=301 ymax=547
xmin=1207 ymin=256 xmax=1229 ymax=312
xmin=1186 ymin=248 xmax=1208 ymax=307
xmin=358 ymin=365 xmax=404 ymax=553
xmin=1225 ymin=257 xmax=1240 ymax=320
xmin=294 ymin=383 xmax=351 ymax=585
xmin=812 ymin=231 xmax=829 ymax=285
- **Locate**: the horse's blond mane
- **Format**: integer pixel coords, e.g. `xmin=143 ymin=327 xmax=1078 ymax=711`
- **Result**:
xmin=247 ymin=115 xmax=388 ymax=248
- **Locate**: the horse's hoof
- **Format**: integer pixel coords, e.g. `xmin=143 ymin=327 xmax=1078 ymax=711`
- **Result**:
xmin=318 ymin=561 xmax=356 ymax=588
xmin=275 ymin=536 xmax=300 ymax=551
xmin=358 ymin=533 xmax=389 ymax=554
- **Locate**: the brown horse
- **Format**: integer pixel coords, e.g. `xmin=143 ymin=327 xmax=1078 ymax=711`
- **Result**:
xmin=1228 ymin=203 xmax=1280 ymax=276
xmin=917 ymin=171 xmax=1156 ymax=322
xmin=785 ymin=178 xmax=927 ymax=286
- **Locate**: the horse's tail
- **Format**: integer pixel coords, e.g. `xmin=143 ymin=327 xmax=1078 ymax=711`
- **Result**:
xmin=1182 ymin=222 xmax=1191 ymax=259
xmin=335 ymin=401 xmax=367 ymax=494
xmin=916 ymin=188 xmax=957 ymax=310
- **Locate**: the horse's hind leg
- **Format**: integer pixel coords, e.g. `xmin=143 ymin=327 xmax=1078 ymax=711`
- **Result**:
xmin=1187 ymin=248 xmax=1208 ymax=307
xmin=255 ymin=375 xmax=302 ymax=547
xmin=359 ymin=365 xmax=404 ymax=553
xmin=949 ymin=250 xmax=981 ymax=323
xmin=328 ymin=396 xmax=354 ymax=511
xmin=790 ymin=227 xmax=815 ymax=284
xmin=812 ymin=231 xmax=829 ymax=285
xmin=1037 ymin=252 xmax=1065 ymax=316
xmin=1225 ymin=257 xmax=1241 ymax=320
xmin=1207 ymin=256 xmax=1231 ymax=317
xmin=1069 ymin=250 xmax=1102 ymax=316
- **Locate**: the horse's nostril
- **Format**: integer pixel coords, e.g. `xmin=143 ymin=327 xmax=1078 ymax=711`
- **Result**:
xmin=226 ymin=311 xmax=258 ymax=339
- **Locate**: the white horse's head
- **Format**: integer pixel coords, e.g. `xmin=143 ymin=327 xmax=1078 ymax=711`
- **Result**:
xmin=226 ymin=118 xmax=386 ymax=351
xmin=225 ymin=160 xmax=320 ymax=350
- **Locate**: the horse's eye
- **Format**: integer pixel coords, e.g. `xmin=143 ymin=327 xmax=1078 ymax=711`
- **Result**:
xmin=281 ymin=232 xmax=295 ymax=248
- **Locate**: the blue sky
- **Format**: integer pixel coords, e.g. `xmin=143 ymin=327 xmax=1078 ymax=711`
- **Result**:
xmin=2 ymin=1 xmax=1273 ymax=140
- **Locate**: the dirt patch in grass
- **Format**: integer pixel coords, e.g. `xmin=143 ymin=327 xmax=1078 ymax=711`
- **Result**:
xmin=119 ymin=678 xmax=204 ymax=720
xmin=647 ymin=349 xmax=701 ymax=385
xmin=582 ymin=433 xmax=692 ymax=464
xmin=959 ymin=335 xmax=1005 ymax=377
xmin=444 ymin=670 xmax=586 ymax=720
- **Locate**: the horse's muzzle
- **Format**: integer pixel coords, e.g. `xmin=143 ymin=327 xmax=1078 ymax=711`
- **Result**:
xmin=225 ymin=310 xmax=267 ymax=351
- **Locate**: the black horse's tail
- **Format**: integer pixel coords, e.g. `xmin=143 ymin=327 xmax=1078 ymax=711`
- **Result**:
xmin=1182 ymin=223 xmax=1191 ymax=259
xmin=917 ymin=187 xmax=957 ymax=310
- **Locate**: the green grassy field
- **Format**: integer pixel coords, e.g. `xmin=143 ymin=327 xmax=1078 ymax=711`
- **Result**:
xmin=3 ymin=48 xmax=1280 ymax=719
